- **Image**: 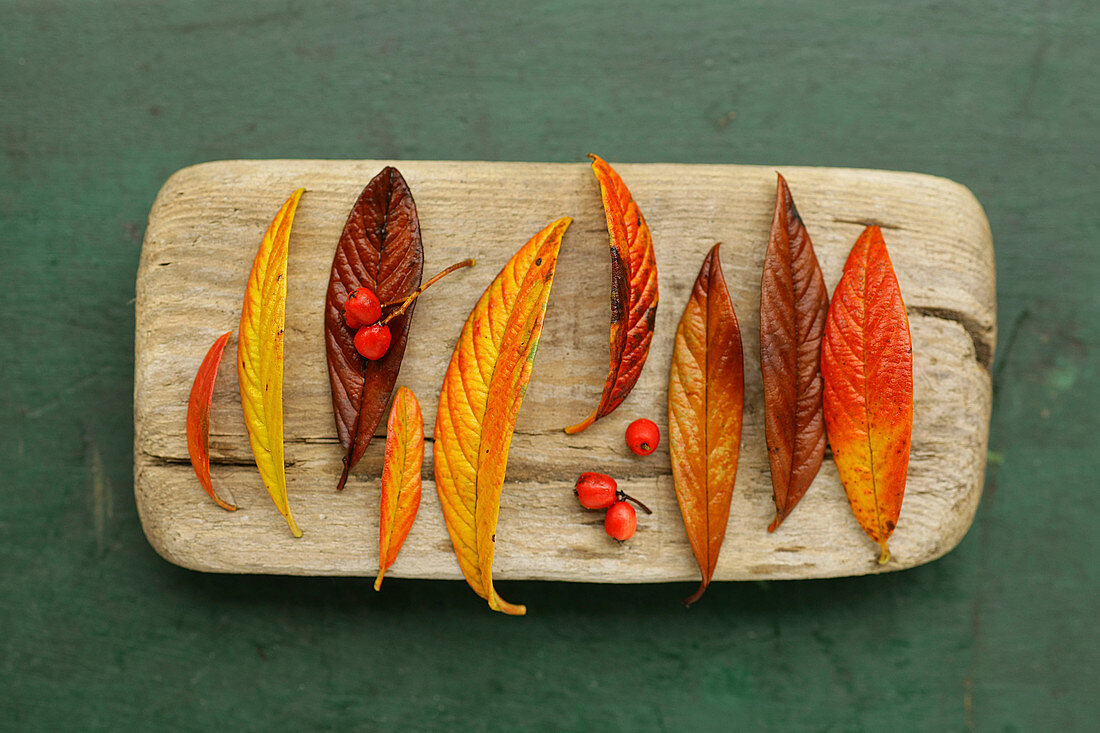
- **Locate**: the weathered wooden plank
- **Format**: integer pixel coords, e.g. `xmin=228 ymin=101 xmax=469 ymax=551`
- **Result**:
xmin=134 ymin=159 xmax=995 ymax=581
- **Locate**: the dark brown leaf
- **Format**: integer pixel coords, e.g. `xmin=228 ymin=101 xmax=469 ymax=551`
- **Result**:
xmin=325 ymin=167 xmax=424 ymax=490
xmin=760 ymin=173 xmax=829 ymax=531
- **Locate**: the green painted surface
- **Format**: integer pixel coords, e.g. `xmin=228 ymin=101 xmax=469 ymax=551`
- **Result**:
xmin=2 ymin=1 xmax=1097 ymax=730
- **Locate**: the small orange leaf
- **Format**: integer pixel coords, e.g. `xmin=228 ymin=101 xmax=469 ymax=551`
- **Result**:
xmin=821 ymin=226 xmax=913 ymax=564
xmin=760 ymin=173 xmax=829 ymax=531
xmin=435 ymin=217 xmax=571 ymax=615
xmin=375 ymin=386 xmax=424 ymax=591
xmin=238 ymin=188 xmax=304 ymax=538
xmin=668 ymin=244 xmax=744 ymax=606
xmin=186 ymin=331 xmax=236 ymax=511
xmin=565 ymin=155 xmax=658 ymax=433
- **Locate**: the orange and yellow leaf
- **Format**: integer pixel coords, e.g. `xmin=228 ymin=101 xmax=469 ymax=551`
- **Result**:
xmin=186 ymin=331 xmax=237 ymax=511
xmin=434 ymin=217 xmax=571 ymax=615
xmin=668 ymin=244 xmax=744 ymax=606
xmin=375 ymin=386 xmax=424 ymax=591
xmin=821 ymin=225 xmax=913 ymax=564
xmin=565 ymin=155 xmax=659 ymax=433
xmin=238 ymin=188 xmax=304 ymax=538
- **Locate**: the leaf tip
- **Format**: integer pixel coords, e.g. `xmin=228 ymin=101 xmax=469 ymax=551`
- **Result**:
xmin=374 ymin=570 xmax=385 ymax=592
xmin=336 ymin=456 xmax=351 ymax=492
xmin=682 ymin=580 xmax=709 ymax=608
xmin=767 ymin=513 xmax=782 ymax=533
xmin=285 ymin=513 xmax=303 ymax=538
xmin=489 ymin=591 xmax=527 ymax=616
xmin=563 ymin=411 xmax=597 ymax=435
xmin=214 ymin=495 xmax=238 ymax=512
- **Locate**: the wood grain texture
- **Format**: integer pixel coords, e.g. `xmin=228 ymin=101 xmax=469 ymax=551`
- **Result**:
xmin=135 ymin=159 xmax=995 ymax=581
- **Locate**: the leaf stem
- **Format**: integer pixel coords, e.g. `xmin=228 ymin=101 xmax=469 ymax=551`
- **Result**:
xmin=380 ymin=258 xmax=476 ymax=324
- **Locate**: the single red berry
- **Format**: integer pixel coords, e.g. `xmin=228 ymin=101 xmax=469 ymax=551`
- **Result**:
xmin=574 ymin=472 xmax=618 ymax=509
xmin=626 ymin=418 xmax=660 ymax=456
xmin=604 ymin=500 xmax=637 ymax=541
xmin=344 ymin=309 xmax=364 ymax=329
xmin=354 ymin=323 xmax=391 ymax=360
xmin=345 ymin=287 xmax=382 ymax=327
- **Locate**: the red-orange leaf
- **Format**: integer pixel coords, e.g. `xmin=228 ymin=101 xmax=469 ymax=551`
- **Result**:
xmin=760 ymin=173 xmax=829 ymax=531
xmin=375 ymin=386 xmax=423 ymax=591
xmin=821 ymin=225 xmax=913 ymax=564
xmin=565 ymin=154 xmax=658 ymax=433
xmin=325 ymin=167 xmax=424 ymax=491
xmin=668 ymin=243 xmax=744 ymax=606
xmin=186 ymin=331 xmax=236 ymax=511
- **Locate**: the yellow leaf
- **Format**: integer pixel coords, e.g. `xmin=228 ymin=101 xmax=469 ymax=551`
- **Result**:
xmin=238 ymin=188 xmax=304 ymax=537
xmin=375 ymin=386 xmax=424 ymax=591
xmin=434 ymin=217 xmax=572 ymax=615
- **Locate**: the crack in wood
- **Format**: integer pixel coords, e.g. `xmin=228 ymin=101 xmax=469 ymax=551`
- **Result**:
xmin=831 ymin=216 xmax=905 ymax=231
xmin=908 ymin=306 xmax=994 ymax=369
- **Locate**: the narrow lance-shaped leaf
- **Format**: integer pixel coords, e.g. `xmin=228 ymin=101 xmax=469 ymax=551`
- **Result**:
xmin=325 ymin=167 xmax=424 ymax=491
xmin=435 ymin=217 xmax=571 ymax=615
xmin=668 ymin=243 xmax=744 ymax=606
xmin=821 ymin=225 xmax=913 ymax=564
xmin=238 ymin=189 xmax=304 ymax=537
xmin=375 ymin=386 xmax=424 ymax=591
xmin=186 ymin=331 xmax=236 ymax=511
xmin=565 ymin=154 xmax=658 ymax=433
xmin=760 ymin=173 xmax=829 ymax=531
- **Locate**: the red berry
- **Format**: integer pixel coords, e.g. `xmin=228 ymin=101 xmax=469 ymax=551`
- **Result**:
xmin=354 ymin=323 xmax=391 ymax=360
xmin=604 ymin=500 xmax=637 ymax=541
xmin=345 ymin=287 xmax=382 ymax=327
xmin=574 ymin=472 xmax=618 ymax=509
xmin=626 ymin=418 xmax=660 ymax=456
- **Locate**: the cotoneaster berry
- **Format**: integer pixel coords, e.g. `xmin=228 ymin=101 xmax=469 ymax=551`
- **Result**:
xmin=604 ymin=500 xmax=637 ymax=541
xmin=626 ymin=418 xmax=660 ymax=456
xmin=574 ymin=472 xmax=618 ymax=509
xmin=354 ymin=323 xmax=391 ymax=360
xmin=345 ymin=287 xmax=382 ymax=328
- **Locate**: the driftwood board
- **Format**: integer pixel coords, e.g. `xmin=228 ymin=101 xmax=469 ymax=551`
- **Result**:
xmin=135 ymin=159 xmax=995 ymax=583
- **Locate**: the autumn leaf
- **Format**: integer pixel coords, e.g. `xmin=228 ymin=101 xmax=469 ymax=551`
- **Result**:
xmin=238 ymin=188 xmax=304 ymax=537
xmin=821 ymin=225 xmax=913 ymax=564
xmin=186 ymin=331 xmax=236 ymax=511
xmin=760 ymin=173 xmax=829 ymax=531
xmin=435 ymin=217 xmax=571 ymax=615
xmin=325 ymin=167 xmax=424 ymax=491
xmin=375 ymin=386 xmax=424 ymax=591
xmin=668 ymin=243 xmax=744 ymax=606
xmin=565 ymin=155 xmax=658 ymax=433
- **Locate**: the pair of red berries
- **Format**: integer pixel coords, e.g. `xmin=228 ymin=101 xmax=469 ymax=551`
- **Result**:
xmin=574 ymin=472 xmax=652 ymax=541
xmin=344 ymin=287 xmax=391 ymax=360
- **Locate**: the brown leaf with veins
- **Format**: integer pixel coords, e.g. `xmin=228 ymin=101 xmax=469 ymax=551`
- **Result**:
xmin=760 ymin=173 xmax=829 ymax=531
xmin=325 ymin=167 xmax=423 ymax=491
